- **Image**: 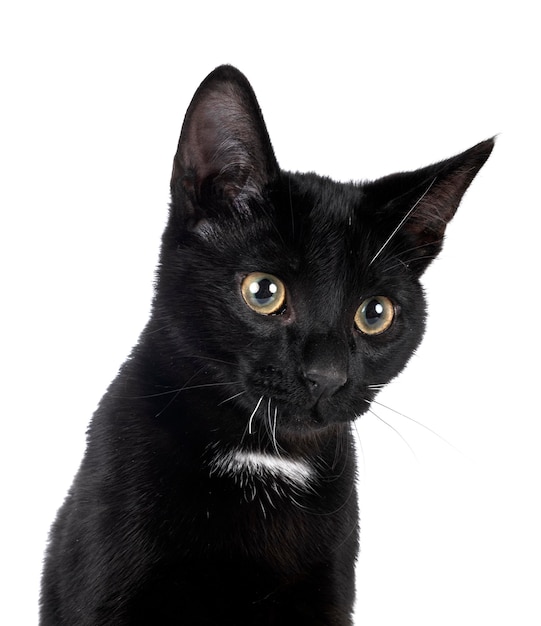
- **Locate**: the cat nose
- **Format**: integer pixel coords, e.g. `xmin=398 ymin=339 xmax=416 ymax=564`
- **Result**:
xmin=305 ymin=365 xmax=347 ymax=399
xmin=302 ymin=334 xmax=348 ymax=399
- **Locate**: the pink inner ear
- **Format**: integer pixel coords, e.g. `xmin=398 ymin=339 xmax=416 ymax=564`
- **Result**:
xmin=171 ymin=71 xmax=279 ymax=206
xmin=410 ymin=183 xmax=461 ymax=243
xmin=406 ymin=178 xmax=460 ymax=244
xmin=405 ymin=142 xmax=494 ymax=247
xmin=367 ymin=138 xmax=494 ymax=274
xmin=180 ymin=89 xmax=242 ymax=181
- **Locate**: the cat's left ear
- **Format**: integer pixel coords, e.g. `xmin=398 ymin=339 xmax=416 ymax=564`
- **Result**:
xmin=170 ymin=65 xmax=280 ymax=225
xmin=367 ymin=138 xmax=495 ymax=273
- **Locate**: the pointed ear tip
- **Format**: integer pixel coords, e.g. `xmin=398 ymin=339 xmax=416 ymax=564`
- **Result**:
xmin=472 ymin=136 xmax=496 ymax=159
xmin=212 ymin=63 xmax=244 ymax=75
xmin=456 ymin=137 xmax=495 ymax=173
xmin=480 ymin=135 xmax=497 ymax=149
xmin=200 ymin=64 xmax=249 ymax=90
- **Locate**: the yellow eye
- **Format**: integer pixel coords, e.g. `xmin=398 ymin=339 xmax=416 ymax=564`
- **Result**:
xmin=355 ymin=296 xmax=395 ymax=335
xmin=241 ymin=272 xmax=286 ymax=315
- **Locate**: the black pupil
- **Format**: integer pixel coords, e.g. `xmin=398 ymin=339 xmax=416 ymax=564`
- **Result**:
xmin=365 ymin=299 xmax=384 ymax=325
xmin=253 ymin=278 xmax=276 ymax=305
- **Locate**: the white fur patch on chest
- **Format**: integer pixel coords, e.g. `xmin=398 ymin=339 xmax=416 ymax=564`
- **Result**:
xmin=210 ymin=449 xmax=314 ymax=490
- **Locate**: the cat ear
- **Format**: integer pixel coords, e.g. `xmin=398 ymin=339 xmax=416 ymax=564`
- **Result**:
xmin=368 ymin=138 xmax=495 ymax=273
xmin=170 ymin=65 xmax=279 ymax=224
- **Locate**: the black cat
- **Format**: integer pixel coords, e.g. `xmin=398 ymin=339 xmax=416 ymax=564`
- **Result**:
xmin=40 ymin=65 xmax=493 ymax=625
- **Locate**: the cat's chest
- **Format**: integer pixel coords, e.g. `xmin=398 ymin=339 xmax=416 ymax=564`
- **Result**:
xmin=209 ymin=448 xmax=314 ymax=498
xmin=176 ymin=449 xmax=312 ymax=570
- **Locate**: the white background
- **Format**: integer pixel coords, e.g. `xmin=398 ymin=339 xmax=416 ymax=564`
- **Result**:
xmin=1 ymin=1 xmax=540 ymax=624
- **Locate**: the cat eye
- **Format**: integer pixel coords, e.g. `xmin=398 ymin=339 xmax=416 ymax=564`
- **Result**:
xmin=354 ymin=296 xmax=395 ymax=335
xmin=241 ymin=272 xmax=286 ymax=315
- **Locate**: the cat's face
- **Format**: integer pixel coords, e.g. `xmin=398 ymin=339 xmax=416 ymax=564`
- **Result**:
xmin=159 ymin=174 xmax=425 ymax=434
xmin=154 ymin=65 xmax=493 ymax=438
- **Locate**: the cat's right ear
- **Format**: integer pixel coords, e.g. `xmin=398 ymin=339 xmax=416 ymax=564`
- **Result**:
xmin=365 ymin=138 xmax=495 ymax=274
xmin=170 ymin=65 xmax=280 ymax=227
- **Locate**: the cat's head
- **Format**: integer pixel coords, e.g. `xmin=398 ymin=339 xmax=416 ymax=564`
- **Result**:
xmin=155 ymin=65 xmax=493 ymax=438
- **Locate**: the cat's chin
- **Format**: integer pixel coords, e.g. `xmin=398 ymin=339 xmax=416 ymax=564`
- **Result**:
xmin=277 ymin=404 xmax=363 ymax=434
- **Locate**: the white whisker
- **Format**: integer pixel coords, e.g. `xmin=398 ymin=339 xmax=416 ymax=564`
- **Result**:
xmin=353 ymin=421 xmax=366 ymax=479
xmin=134 ymin=380 xmax=242 ymax=399
xmin=370 ymin=397 xmax=461 ymax=453
xmin=272 ymin=405 xmax=279 ymax=454
xmin=185 ymin=354 xmax=238 ymax=366
xmin=367 ymin=407 xmax=418 ymax=460
xmin=248 ymin=396 xmax=264 ymax=435
xmin=180 ymin=382 xmax=243 ymax=392
xmin=368 ymin=177 xmax=437 ymax=267
xmin=218 ymin=390 xmax=246 ymax=406
xmin=153 ymin=368 xmax=206 ymax=417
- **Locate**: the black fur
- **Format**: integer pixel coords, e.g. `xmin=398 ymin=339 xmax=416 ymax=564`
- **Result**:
xmin=40 ymin=65 xmax=493 ymax=625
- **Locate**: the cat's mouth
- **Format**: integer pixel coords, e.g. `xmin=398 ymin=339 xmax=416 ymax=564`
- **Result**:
xmin=287 ymin=397 xmax=368 ymax=430
xmin=238 ymin=362 xmax=375 ymax=434
xmin=240 ymin=387 xmax=368 ymax=436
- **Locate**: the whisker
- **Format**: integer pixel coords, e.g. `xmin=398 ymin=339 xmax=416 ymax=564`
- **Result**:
xmin=153 ymin=367 xmax=207 ymax=417
xmin=370 ymin=397 xmax=462 ymax=453
xmin=311 ymin=433 xmax=357 ymax=516
xmin=175 ymin=381 xmax=243 ymax=392
xmin=126 ymin=380 xmax=242 ymax=400
xmin=367 ymin=407 xmax=418 ymax=460
xmin=144 ymin=323 xmax=173 ymax=335
xmin=383 ymin=253 xmax=438 ymax=273
xmin=352 ymin=421 xmax=367 ymax=479
xmin=155 ymin=389 xmax=182 ymax=418
xmin=217 ymin=390 xmax=246 ymax=406
xmin=330 ymin=425 xmax=345 ymax=473
xmin=248 ymin=396 xmax=264 ymax=435
xmin=271 ymin=405 xmax=280 ymax=455
xmin=265 ymin=398 xmax=278 ymax=454
xmin=368 ymin=177 xmax=437 ymax=267
xmin=186 ymin=355 xmax=238 ymax=366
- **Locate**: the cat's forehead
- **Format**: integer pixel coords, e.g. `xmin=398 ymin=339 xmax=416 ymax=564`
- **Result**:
xmin=270 ymin=173 xmax=373 ymax=265
xmin=192 ymin=172 xmax=387 ymax=286
xmin=281 ymin=172 xmax=364 ymax=224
